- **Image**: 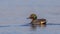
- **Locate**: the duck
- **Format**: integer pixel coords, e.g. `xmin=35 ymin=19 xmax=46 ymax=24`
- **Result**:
xmin=27 ymin=14 xmax=46 ymax=25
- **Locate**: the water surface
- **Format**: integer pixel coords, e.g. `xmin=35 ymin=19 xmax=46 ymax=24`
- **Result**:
xmin=0 ymin=0 xmax=60 ymax=34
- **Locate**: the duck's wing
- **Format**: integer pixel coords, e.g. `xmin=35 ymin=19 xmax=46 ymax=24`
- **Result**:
xmin=37 ymin=19 xmax=46 ymax=21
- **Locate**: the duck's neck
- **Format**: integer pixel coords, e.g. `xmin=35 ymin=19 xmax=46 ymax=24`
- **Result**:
xmin=31 ymin=19 xmax=36 ymax=24
xmin=31 ymin=18 xmax=37 ymax=23
xmin=32 ymin=19 xmax=36 ymax=22
xmin=32 ymin=18 xmax=37 ymax=20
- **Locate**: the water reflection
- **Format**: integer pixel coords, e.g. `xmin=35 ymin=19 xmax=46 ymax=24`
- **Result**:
xmin=30 ymin=24 xmax=46 ymax=30
xmin=39 ymin=24 xmax=46 ymax=27
xmin=30 ymin=24 xmax=37 ymax=30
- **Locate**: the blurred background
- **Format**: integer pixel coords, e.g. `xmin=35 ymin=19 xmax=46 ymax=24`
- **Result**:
xmin=0 ymin=0 xmax=60 ymax=34
xmin=0 ymin=0 xmax=60 ymax=25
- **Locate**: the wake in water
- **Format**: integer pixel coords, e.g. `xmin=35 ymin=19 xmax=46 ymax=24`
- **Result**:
xmin=0 ymin=25 xmax=10 ymax=27
xmin=46 ymin=23 xmax=60 ymax=25
xmin=21 ymin=23 xmax=60 ymax=26
xmin=0 ymin=23 xmax=60 ymax=27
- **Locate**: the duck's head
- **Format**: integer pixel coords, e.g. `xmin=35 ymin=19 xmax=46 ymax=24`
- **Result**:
xmin=27 ymin=14 xmax=37 ymax=20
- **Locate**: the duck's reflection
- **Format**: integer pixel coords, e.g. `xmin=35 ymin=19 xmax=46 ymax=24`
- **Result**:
xmin=31 ymin=24 xmax=37 ymax=29
xmin=39 ymin=24 xmax=46 ymax=27
xmin=30 ymin=24 xmax=46 ymax=30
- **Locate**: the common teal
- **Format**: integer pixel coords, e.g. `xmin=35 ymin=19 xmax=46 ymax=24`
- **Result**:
xmin=27 ymin=14 xmax=46 ymax=25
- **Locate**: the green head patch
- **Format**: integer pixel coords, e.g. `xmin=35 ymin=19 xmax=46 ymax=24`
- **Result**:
xmin=30 ymin=14 xmax=37 ymax=19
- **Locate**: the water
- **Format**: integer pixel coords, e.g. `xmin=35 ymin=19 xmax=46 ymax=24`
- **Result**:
xmin=0 ymin=24 xmax=60 ymax=34
xmin=0 ymin=0 xmax=60 ymax=34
